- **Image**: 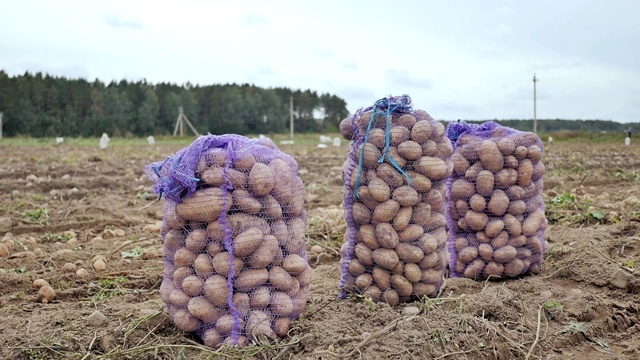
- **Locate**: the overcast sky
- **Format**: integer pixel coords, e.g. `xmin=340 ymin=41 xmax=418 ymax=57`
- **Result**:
xmin=1 ymin=0 xmax=639 ymax=123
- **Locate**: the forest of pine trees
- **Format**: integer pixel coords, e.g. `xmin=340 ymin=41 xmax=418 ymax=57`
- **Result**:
xmin=0 ymin=71 xmax=350 ymax=137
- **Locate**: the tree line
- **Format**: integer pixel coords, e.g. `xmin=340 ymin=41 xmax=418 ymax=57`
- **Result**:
xmin=465 ymin=119 xmax=638 ymax=135
xmin=0 ymin=71 xmax=350 ymax=137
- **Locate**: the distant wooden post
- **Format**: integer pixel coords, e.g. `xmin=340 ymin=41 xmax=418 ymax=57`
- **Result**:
xmin=0 ymin=112 xmax=3 ymax=139
xmin=173 ymin=106 xmax=200 ymax=137
xmin=289 ymin=95 xmax=294 ymax=140
xmin=533 ymin=74 xmax=538 ymax=134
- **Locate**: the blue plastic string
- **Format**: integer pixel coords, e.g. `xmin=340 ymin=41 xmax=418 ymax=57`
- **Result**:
xmin=352 ymin=95 xmax=413 ymax=200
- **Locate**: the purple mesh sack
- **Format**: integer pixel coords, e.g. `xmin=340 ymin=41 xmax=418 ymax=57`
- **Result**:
xmin=145 ymin=134 xmax=310 ymax=348
xmin=445 ymin=121 xmax=547 ymax=280
xmin=337 ymin=95 xmax=453 ymax=305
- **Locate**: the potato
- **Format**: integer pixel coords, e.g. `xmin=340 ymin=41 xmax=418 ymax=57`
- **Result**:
xmin=504 ymin=258 xmax=525 ymax=277
xmin=409 ymin=203 xmax=431 ymax=226
xmin=390 ymin=275 xmax=413 ymax=297
xmin=174 ymin=247 xmax=196 ymax=268
xmin=396 ymin=243 xmax=425 ymax=263
xmin=372 ymin=199 xmax=400 ymax=224
xmin=248 ymin=234 xmax=279 ymax=268
xmin=421 ymin=139 xmax=437 ymax=156
xmin=398 ymin=114 xmax=417 ymax=128
xmin=506 ymin=185 xmax=526 ymax=200
xmin=201 ymin=166 xmax=225 ymax=187
xmin=397 ymin=140 xmax=422 ymax=160
xmin=367 ymin=128 xmax=386 ymax=148
xmin=185 ymin=229 xmax=208 ymax=252
xmin=382 ymin=288 xmax=400 ymax=306
xmin=352 ymin=202 xmax=371 ymax=225
xmin=352 ymin=272 xmax=372 ymax=291
xmin=483 ymin=261 xmax=504 ymax=278
xmin=527 ymin=145 xmax=542 ymax=163
xmin=228 ymin=213 xmax=270 ymax=237
xmin=413 ymin=283 xmax=437 ymax=297
xmin=202 ymin=328 xmax=223 ymax=348
xmin=517 ymin=159 xmax=533 ymax=187
xmin=348 ymin=259 xmax=366 ymax=276
xmin=513 ymin=145 xmax=528 ymax=160
xmin=173 ymin=266 xmax=194 ymax=288
xmin=173 ymin=309 xmax=201 ymax=332
xmin=169 ymin=288 xmax=190 ymax=306
xmin=374 ymin=223 xmax=399 ymax=249
xmin=423 ymin=212 xmax=446 ymax=231
xmin=516 ymin=247 xmax=532 ymax=260
xmin=449 ymin=179 xmax=475 ymax=200
xmin=248 ymin=163 xmax=275 ymax=196
xmin=212 ymin=252 xmax=243 ymax=277
xmin=245 ymin=310 xmax=276 ymax=339
xmin=453 ymin=236 xmax=469 ymax=252
xmin=526 ymin=235 xmax=544 ymax=255
xmin=464 ymin=210 xmax=488 ymax=231
xmin=477 ymin=140 xmax=504 ymax=172
xmin=235 ymin=268 xmax=269 ymax=291
xmin=377 ymin=163 xmax=405 ymax=188
xmin=392 ymin=186 xmax=420 ymax=207
xmin=368 ymin=178 xmax=391 ymax=202
xmin=493 ymin=245 xmax=517 ymax=264
xmin=507 ymin=200 xmax=526 ymax=216
xmin=465 ymin=162 xmax=484 ymax=180
xmin=396 ymin=224 xmax=423 ymax=243
xmin=372 ymin=248 xmax=400 ymax=270
xmin=503 ymin=214 xmax=522 ymax=236
xmin=491 ymin=231 xmax=509 ymax=248
xmin=497 ymin=138 xmax=516 ymax=155
xmin=469 ymin=194 xmax=486 ymax=212
xmin=485 ymin=219 xmax=505 ymax=238
xmin=356 ymin=143 xmax=383 ymax=168
xmin=384 ymin=146 xmax=408 ymax=168
xmin=532 ymin=161 xmax=545 ymax=180
xmin=36 ymin=285 xmax=55 ymax=304
xmin=393 ymin=207 xmax=413 ymax=231
xmin=201 ymin=275 xmax=230 ymax=310
xmin=248 ymin=286 xmax=271 ymax=308
xmin=451 ymin=152 xmax=471 ymax=175
xmin=215 ymin=314 xmax=241 ymax=336
xmin=285 ymin=217 xmax=306 ymax=253
xmin=164 ymin=229 xmax=185 ymax=253
xmin=404 ymin=263 xmax=422 ymax=283
xmin=176 ymin=187 xmax=227 ymax=223
xmin=340 ymin=117 xmax=356 ymax=139
xmin=458 ymin=246 xmax=478 ymax=263
xmin=282 ymin=254 xmax=307 ymax=275
xmin=390 ymin=126 xmax=411 ymax=145
xmin=371 ymin=266 xmax=391 ymax=290
xmin=435 ymin=140 xmax=454 ymax=158
xmin=414 ymin=156 xmax=449 ymax=180
xmin=232 ymin=292 xmax=251 ymax=316
xmin=257 ymin=195 xmax=282 ymax=220
xmin=411 ymin=120 xmax=432 ymax=143
xmin=455 ymin=199 xmax=469 ymax=217
xmin=188 ymin=296 xmax=222 ymax=323
xmin=205 ymin=221 xmax=225 ymax=242
xmin=354 ymin=242 xmax=375 ymax=266
xmin=494 ymin=168 xmax=518 ymax=188
xmin=522 ymin=209 xmax=545 ymax=236
xmin=464 ymin=258 xmax=485 ymax=279
xmin=475 ymin=170 xmax=495 ymax=197
xmin=476 ymin=231 xmax=490 ymax=243
xmin=391 ymin=260 xmax=405 ymax=275
xmin=477 ymin=243 xmax=494 ymax=262
xmin=194 ymin=253 xmax=214 ymax=278
xmin=270 ymin=291 xmax=294 ymax=316
xmin=273 ymin=316 xmax=292 ymax=337
xmin=357 ymin=225 xmax=379 ymax=250
xmin=231 ymin=227 xmax=263 ymax=257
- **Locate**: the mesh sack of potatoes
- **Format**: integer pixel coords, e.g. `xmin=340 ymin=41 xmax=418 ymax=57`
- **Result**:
xmin=145 ymin=134 xmax=310 ymax=348
xmin=445 ymin=121 xmax=547 ymax=280
xmin=337 ymin=95 xmax=453 ymax=305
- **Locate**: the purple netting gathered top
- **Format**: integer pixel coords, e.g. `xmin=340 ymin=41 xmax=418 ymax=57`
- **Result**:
xmin=338 ymin=95 xmax=453 ymax=305
xmin=145 ymin=134 xmax=310 ymax=348
xmin=445 ymin=121 xmax=547 ymax=280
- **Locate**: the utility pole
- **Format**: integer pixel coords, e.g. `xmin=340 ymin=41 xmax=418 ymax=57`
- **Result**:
xmin=289 ymin=95 xmax=294 ymax=140
xmin=0 ymin=112 xmax=3 ymax=139
xmin=533 ymin=74 xmax=538 ymax=134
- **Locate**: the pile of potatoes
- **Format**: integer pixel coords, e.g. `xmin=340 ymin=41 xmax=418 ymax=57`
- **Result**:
xmin=338 ymin=108 xmax=453 ymax=305
xmin=152 ymin=137 xmax=311 ymax=348
xmin=448 ymin=125 xmax=546 ymax=280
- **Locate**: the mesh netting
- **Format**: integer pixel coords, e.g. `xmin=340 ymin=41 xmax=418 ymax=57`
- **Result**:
xmin=445 ymin=121 xmax=547 ymax=280
xmin=337 ymin=95 xmax=453 ymax=305
xmin=145 ymin=134 xmax=309 ymax=348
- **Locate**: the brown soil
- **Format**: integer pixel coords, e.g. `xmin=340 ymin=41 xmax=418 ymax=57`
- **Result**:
xmin=0 ymin=140 xmax=639 ymax=360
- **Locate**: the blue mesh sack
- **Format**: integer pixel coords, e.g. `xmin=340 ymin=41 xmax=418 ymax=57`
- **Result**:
xmin=338 ymin=95 xmax=453 ymax=305
xmin=445 ymin=121 xmax=547 ymax=280
xmin=145 ymin=134 xmax=310 ymax=347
